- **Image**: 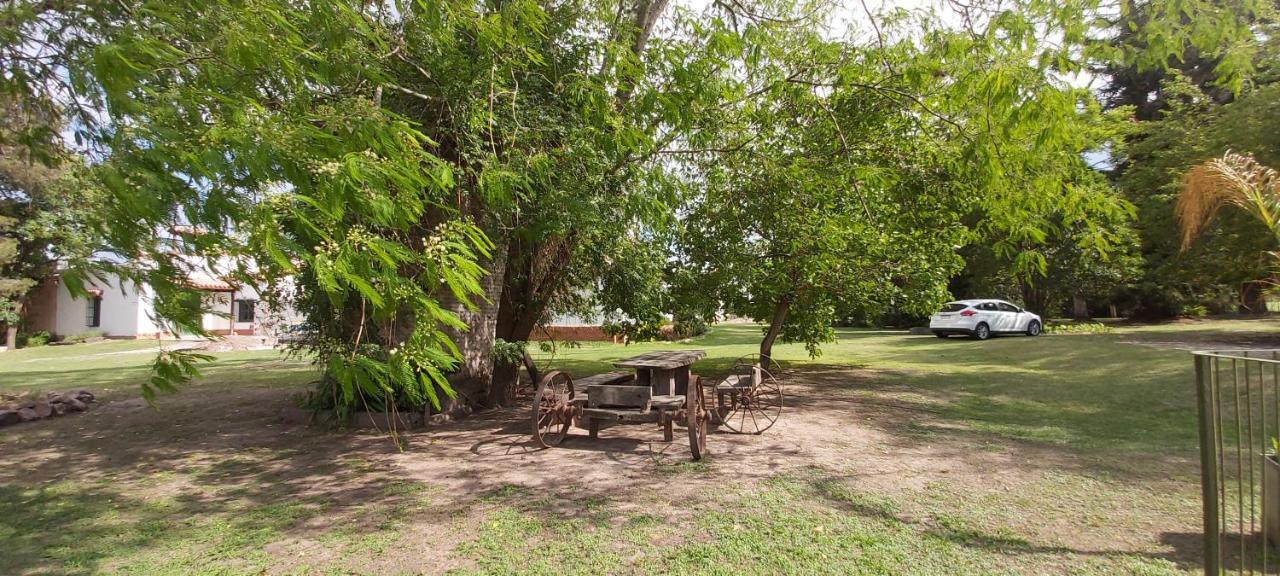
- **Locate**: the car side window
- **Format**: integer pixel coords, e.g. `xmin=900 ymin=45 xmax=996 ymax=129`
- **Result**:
xmin=979 ymin=302 xmax=998 ymax=311
xmin=997 ymin=303 xmax=1018 ymax=312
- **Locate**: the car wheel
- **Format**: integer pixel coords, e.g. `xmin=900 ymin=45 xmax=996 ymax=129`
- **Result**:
xmin=1026 ymin=320 xmax=1042 ymax=337
xmin=972 ymin=323 xmax=990 ymax=340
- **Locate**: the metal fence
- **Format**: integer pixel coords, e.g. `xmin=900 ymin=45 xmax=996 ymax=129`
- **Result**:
xmin=1195 ymin=350 xmax=1280 ymax=575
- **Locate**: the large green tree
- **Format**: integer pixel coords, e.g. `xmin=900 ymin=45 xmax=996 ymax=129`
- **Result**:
xmin=0 ymin=0 xmax=735 ymax=411
xmin=0 ymin=90 xmax=101 ymax=350
xmin=674 ymin=1 xmax=1137 ymax=360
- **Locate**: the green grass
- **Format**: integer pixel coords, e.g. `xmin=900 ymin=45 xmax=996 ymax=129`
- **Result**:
xmin=5 ymin=320 xmax=1276 ymax=574
xmin=450 ymin=468 xmax=1189 ymax=576
xmin=537 ymin=321 xmax=1269 ymax=456
xmin=0 ymin=339 xmax=316 ymax=401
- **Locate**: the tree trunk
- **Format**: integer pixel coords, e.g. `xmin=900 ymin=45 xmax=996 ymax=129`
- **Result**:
xmin=614 ymin=0 xmax=671 ymax=104
xmin=1020 ymin=282 xmax=1049 ymax=318
xmin=521 ymin=348 xmax=540 ymax=386
xmin=439 ymin=240 xmax=508 ymax=411
xmin=1072 ymin=295 xmax=1089 ymax=320
xmin=1240 ymin=281 xmax=1269 ymax=315
xmin=485 ymin=233 xmax=577 ymax=407
xmin=3 ymin=325 xmax=15 ymax=350
xmin=759 ymin=297 xmax=791 ymax=367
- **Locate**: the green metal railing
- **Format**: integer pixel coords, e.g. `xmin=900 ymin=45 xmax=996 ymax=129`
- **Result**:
xmin=1195 ymin=350 xmax=1280 ymax=575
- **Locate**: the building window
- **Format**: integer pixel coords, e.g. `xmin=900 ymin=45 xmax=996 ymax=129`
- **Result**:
xmin=85 ymin=297 xmax=102 ymax=328
xmin=236 ymin=299 xmax=256 ymax=323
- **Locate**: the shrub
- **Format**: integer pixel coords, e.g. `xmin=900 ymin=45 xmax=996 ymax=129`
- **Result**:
xmin=1044 ymin=321 xmax=1112 ymax=335
xmin=18 ymin=331 xmax=52 ymax=347
xmin=1180 ymin=303 xmax=1209 ymax=318
xmin=64 ymin=330 xmax=106 ymax=343
xmin=602 ymin=319 xmax=666 ymax=343
xmin=670 ymin=316 xmax=708 ymax=339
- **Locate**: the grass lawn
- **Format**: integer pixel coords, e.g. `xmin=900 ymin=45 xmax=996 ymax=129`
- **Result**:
xmin=1 ymin=319 xmax=1274 ymax=574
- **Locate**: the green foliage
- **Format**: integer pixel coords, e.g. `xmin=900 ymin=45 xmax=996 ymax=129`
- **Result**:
xmin=1180 ymin=304 xmax=1210 ymax=318
xmin=146 ymin=349 xmax=215 ymax=404
xmin=0 ymin=298 xmax=19 ymax=326
xmin=1044 ymin=321 xmax=1113 ymax=335
xmin=670 ymin=315 xmax=708 ymax=340
xmin=601 ymin=318 xmax=667 ymax=344
xmin=490 ymin=339 xmax=526 ymax=367
xmin=672 ymin=1 xmax=1136 ymax=356
xmin=18 ymin=331 xmax=50 ymax=347
xmin=3 ymin=0 xmax=1270 ymax=406
xmin=1115 ymin=75 xmax=1280 ymax=314
xmin=2 ymin=0 xmax=493 ymax=408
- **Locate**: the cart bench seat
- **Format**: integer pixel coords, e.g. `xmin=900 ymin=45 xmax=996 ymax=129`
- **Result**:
xmin=716 ymin=374 xmax=753 ymax=390
xmin=566 ymin=371 xmax=635 ymax=407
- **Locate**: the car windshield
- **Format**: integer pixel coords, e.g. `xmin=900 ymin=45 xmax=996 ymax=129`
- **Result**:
xmin=939 ymin=303 xmax=968 ymax=313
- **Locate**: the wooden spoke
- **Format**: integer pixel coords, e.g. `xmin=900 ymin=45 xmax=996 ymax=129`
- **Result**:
xmin=532 ymin=371 xmax=575 ymax=448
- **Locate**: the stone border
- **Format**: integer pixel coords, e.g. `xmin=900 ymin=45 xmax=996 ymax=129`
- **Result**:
xmin=0 ymin=390 xmax=96 ymax=427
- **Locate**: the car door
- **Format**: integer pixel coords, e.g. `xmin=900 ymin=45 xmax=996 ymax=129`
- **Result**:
xmin=976 ymin=302 xmax=1000 ymax=329
xmin=995 ymin=302 xmax=1022 ymax=332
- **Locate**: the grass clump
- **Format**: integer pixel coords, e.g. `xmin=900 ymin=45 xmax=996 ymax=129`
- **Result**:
xmin=1044 ymin=321 xmax=1112 ymax=335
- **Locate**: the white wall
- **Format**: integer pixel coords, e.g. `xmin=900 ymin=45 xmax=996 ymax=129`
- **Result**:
xmin=201 ymin=292 xmax=233 ymax=333
xmin=135 ymin=283 xmax=160 ymax=336
xmin=54 ymin=274 xmax=142 ymax=338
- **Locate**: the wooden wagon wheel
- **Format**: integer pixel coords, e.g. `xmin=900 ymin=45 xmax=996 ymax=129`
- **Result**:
xmin=532 ymin=371 xmax=575 ymax=448
xmin=719 ymin=360 xmax=783 ymax=435
xmin=686 ymin=375 xmax=708 ymax=460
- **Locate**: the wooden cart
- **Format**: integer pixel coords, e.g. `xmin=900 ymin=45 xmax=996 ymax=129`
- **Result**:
xmin=531 ymin=350 xmax=710 ymax=460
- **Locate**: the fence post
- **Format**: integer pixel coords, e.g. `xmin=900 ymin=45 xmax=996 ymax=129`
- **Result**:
xmin=1197 ymin=353 xmax=1221 ymax=575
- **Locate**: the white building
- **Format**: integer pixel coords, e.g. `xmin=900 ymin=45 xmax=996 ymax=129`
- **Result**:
xmin=27 ymin=270 xmax=286 ymax=340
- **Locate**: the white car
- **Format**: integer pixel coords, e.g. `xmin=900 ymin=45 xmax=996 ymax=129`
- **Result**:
xmin=929 ymin=299 xmax=1042 ymax=340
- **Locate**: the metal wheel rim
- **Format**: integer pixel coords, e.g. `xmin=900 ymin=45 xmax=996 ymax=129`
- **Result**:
xmin=532 ymin=371 xmax=574 ymax=448
xmin=1028 ymin=321 xmax=1041 ymax=336
xmin=730 ymin=353 xmax=786 ymax=376
xmin=687 ymin=376 xmax=708 ymax=460
xmin=721 ymin=364 xmax=783 ymax=435
xmin=976 ymin=325 xmax=990 ymax=339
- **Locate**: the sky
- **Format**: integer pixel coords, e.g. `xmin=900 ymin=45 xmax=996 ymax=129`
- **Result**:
xmin=671 ymin=0 xmax=1099 ymax=90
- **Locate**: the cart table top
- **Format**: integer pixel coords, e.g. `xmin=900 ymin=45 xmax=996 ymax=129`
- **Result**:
xmin=613 ymin=350 xmax=706 ymax=370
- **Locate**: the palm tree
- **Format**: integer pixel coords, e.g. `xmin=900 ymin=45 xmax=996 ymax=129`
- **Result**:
xmin=1176 ymin=151 xmax=1280 ymax=312
xmin=1176 ymin=151 xmax=1280 ymax=250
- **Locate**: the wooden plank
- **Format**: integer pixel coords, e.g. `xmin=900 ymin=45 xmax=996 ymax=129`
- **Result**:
xmin=581 ymin=408 xmax=661 ymax=423
xmin=613 ymin=350 xmax=706 ymax=370
xmin=717 ymin=374 xmax=750 ymax=390
xmin=573 ymin=371 xmax=634 ymax=388
xmin=649 ymin=395 xmax=684 ymax=408
xmin=587 ymin=385 xmax=651 ymax=409
xmin=652 ymin=368 xmax=673 ymax=395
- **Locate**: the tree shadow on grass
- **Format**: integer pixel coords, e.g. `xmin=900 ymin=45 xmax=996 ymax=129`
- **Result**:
xmin=0 ymin=456 xmax=452 ymax=574
xmin=788 ymin=466 xmax=1205 ymax=571
xmin=0 ymin=383 xmax=456 ymax=574
xmin=757 ymin=363 xmax=1208 ymax=488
